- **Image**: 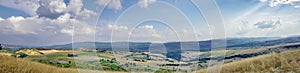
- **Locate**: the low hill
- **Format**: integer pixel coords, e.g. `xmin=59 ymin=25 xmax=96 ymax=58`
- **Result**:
xmin=197 ymin=49 xmax=300 ymax=73
xmin=16 ymin=49 xmax=44 ymax=56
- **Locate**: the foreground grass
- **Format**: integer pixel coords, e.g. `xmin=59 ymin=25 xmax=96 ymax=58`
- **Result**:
xmin=0 ymin=55 xmax=130 ymax=73
xmin=198 ymin=49 xmax=300 ymax=73
xmin=0 ymin=55 xmax=79 ymax=73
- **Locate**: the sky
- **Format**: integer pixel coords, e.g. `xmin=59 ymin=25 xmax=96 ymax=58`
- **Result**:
xmin=0 ymin=0 xmax=300 ymax=46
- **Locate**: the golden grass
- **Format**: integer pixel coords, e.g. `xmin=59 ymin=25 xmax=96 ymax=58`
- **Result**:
xmin=197 ymin=49 xmax=300 ymax=73
xmin=0 ymin=52 xmax=13 ymax=56
xmin=16 ymin=49 xmax=43 ymax=56
xmin=0 ymin=55 xmax=78 ymax=73
xmin=0 ymin=55 xmax=129 ymax=73
xmin=39 ymin=50 xmax=76 ymax=54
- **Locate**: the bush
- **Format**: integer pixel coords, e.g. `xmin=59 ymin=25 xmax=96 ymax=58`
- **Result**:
xmin=67 ymin=53 xmax=78 ymax=57
xmin=0 ymin=44 xmax=2 ymax=50
xmin=16 ymin=52 xmax=28 ymax=58
xmin=155 ymin=68 xmax=172 ymax=73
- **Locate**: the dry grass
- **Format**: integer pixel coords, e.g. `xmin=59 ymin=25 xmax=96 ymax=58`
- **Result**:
xmin=39 ymin=50 xmax=76 ymax=54
xmin=197 ymin=49 xmax=300 ymax=73
xmin=16 ymin=49 xmax=43 ymax=56
xmin=0 ymin=52 xmax=13 ymax=56
xmin=0 ymin=55 xmax=78 ymax=73
xmin=0 ymin=55 xmax=129 ymax=73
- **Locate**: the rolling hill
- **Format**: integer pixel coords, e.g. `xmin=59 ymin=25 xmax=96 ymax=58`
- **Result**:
xmin=197 ymin=49 xmax=300 ymax=73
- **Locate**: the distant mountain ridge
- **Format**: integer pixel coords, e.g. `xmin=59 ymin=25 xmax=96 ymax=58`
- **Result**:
xmin=39 ymin=37 xmax=282 ymax=51
xmin=228 ymin=36 xmax=300 ymax=48
xmin=6 ymin=36 xmax=300 ymax=60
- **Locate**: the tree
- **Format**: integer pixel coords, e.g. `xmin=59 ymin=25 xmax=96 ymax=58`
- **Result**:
xmin=0 ymin=44 xmax=2 ymax=50
xmin=17 ymin=52 xmax=28 ymax=58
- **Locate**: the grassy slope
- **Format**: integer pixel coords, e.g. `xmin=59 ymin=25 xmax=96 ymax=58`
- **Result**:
xmin=0 ymin=55 xmax=78 ymax=73
xmin=198 ymin=49 xmax=300 ymax=73
xmin=0 ymin=55 xmax=129 ymax=73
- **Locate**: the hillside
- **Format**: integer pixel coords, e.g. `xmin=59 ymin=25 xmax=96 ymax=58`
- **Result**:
xmin=0 ymin=55 xmax=78 ymax=73
xmin=197 ymin=49 xmax=300 ymax=73
xmin=0 ymin=55 xmax=127 ymax=73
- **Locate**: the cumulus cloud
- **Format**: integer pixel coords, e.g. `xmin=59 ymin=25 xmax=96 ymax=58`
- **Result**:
xmin=130 ymin=25 xmax=162 ymax=39
xmin=108 ymin=24 xmax=128 ymax=31
xmin=138 ymin=0 xmax=156 ymax=8
xmin=0 ymin=17 xmax=3 ymax=21
xmin=0 ymin=15 xmax=95 ymax=45
xmin=260 ymin=0 xmax=300 ymax=8
xmin=295 ymin=5 xmax=300 ymax=8
xmin=254 ymin=17 xmax=281 ymax=29
xmin=96 ymin=0 xmax=156 ymax=10
xmin=76 ymin=8 xmax=97 ymax=20
xmin=37 ymin=0 xmax=96 ymax=19
xmin=0 ymin=0 xmax=99 ymax=46
xmin=0 ymin=16 xmax=93 ymax=35
xmin=67 ymin=0 xmax=83 ymax=15
xmin=96 ymin=0 xmax=122 ymax=10
xmin=0 ymin=0 xmax=40 ymax=16
xmin=0 ymin=0 xmax=96 ymax=19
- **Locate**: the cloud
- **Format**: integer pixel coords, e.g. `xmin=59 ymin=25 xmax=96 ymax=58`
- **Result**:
xmin=67 ymin=0 xmax=83 ymax=15
xmin=76 ymin=8 xmax=97 ymax=20
xmin=96 ymin=0 xmax=156 ymax=10
xmin=130 ymin=25 xmax=162 ymax=40
xmin=138 ymin=0 xmax=156 ymax=8
xmin=0 ymin=15 xmax=95 ymax=46
xmin=37 ymin=0 xmax=95 ymax=19
xmin=0 ymin=0 xmax=40 ymax=16
xmin=96 ymin=0 xmax=122 ymax=10
xmin=0 ymin=0 xmax=96 ymax=19
xmin=108 ymin=24 xmax=128 ymax=31
xmin=0 ymin=0 xmax=99 ymax=46
xmin=137 ymin=25 xmax=154 ymax=29
xmin=0 ymin=17 xmax=3 ymax=21
xmin=295 ymin=5 xmax=300 ymax=8
xmin=260 ymin=0 xmax=300 ymax=8
xmin=254 ymin=17 xmax=281 ymax=29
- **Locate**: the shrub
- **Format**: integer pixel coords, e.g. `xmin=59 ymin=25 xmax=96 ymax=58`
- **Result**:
xmin=0 ymin=44 xmax=2 ymax=50
xmin=155 ymin=68 xmax=172 ymax=73
xmin=16 ymin=52 xmax=28 ymax=58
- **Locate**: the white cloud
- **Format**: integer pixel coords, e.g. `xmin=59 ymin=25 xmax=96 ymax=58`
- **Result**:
xmin=138 ymin=0 xmax=156 ymax=8
xmin=0 ymin=0 xmax=99 ymax=46
xmin=0 ymin=15 xmax=95 ymax=45
xmin=131 ymin=25 xmax=162 ymax=39
xmin=67 ymin=0 xmax=83 ymax=15
xmin=36 ymin=0 xmax=68 ymax=19
xmin=260 ymin=0 xmax=300 ymax=8
xmin=138 ymin=25 xmax=154 ymax=29
xmin=253 ymin=17 xmax=281 ymax=29
xmin=260 ymin=0 xmax=268 ymax=2
xmin=57 ymin=13 xmax=71 ymax=23
xmin=0 ymin=0 xmax=40 ymax=16
xmin=0 ymin=0 xmax=96 ymax=19
xmin=76 ymin=8 xmax=97 ymax=20
xmin=108 ymin=24 xmax=128 ymax=31
xmin=96 ymin=0 xmax=122 ymax=10
xmin=295 ymin=5 xmax=300 ymax=8
xmin=0 ymin=17 xmax=3 ymax=21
